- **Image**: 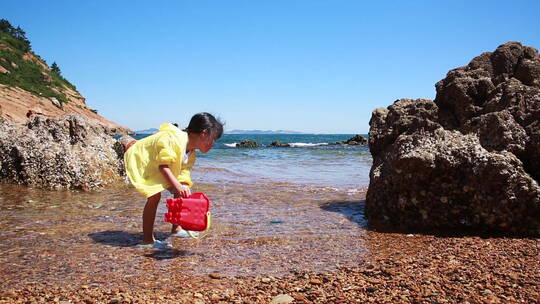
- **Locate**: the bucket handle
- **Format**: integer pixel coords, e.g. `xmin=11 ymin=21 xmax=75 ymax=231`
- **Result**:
xmin=187 ymin=212 xmax=212 ymax=239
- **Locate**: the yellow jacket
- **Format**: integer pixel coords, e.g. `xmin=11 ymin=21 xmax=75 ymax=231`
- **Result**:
xmin=124 ymin=123 xmax=196 ymax=198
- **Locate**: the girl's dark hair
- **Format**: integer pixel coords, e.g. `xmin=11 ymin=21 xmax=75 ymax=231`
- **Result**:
xmin=184 ymin=112 xmax=224 ymax=139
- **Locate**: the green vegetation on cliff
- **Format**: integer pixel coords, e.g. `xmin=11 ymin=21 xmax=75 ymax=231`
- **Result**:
xmin=0 ymin=19 xmax=78 ymax=104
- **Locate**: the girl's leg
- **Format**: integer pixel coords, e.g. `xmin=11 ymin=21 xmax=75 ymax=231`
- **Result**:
xmin=142 ymin=192 xmax=161 ymax=244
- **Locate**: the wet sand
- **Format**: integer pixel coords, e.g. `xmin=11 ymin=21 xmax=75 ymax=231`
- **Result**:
xmin=0 ymin=182 xmax=539 ymax=303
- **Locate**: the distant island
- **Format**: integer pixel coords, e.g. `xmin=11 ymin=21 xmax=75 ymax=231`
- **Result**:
xmin=135 ymin=128 xmax=159 ymax=134
xmin=226 ymin=129 xmax=306 ymax=134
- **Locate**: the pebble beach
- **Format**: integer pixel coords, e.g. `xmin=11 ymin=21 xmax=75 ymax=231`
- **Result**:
xmin=0 ymin=176 xmax=538 ymax=303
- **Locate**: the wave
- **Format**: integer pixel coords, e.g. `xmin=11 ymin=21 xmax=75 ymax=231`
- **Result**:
xmin=223 ymin=143 xmax=238 ymax=148
xmin=195 ymin=167 xmax=235 ymax=173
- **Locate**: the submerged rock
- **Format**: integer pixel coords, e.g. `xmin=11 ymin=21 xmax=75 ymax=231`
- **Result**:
xmin=269 ymin=141 xmax=290 ymax=147
xmin=367 ymin=42 xmax=540 ymax=235
xmin=0 ymin=114 xmax=125 ymax=190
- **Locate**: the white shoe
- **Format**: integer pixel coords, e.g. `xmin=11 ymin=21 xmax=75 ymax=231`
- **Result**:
xmin=136 ymin=240 xmax=172 ymax=250
xmin=170 ymin=229 xmax=199 ymax=238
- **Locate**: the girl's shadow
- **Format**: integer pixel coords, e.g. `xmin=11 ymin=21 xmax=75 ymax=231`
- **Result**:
xmin=88 ymin=230 xmax=190 ymax=260
xmin=88 ymin=230 xmax=168 ymax=247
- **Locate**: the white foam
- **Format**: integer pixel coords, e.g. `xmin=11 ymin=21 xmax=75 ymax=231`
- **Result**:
xmin=224 ymin=143 xmax=237 ymax=148
xmin=347 ymin=188 xmax=361 ymax=195
xmin=288 ymin=142 xmax=328 ymax=147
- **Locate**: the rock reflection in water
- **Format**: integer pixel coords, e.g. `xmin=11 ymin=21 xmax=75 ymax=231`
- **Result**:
xmin=0 ymin=181 xmax=367 ymax=290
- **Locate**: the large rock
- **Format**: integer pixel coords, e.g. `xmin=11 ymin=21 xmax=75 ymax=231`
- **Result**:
xmin=367 ymin=42 xmax=540 ymax=235
xmin=0 ymin=114 xmax=125 ymax=190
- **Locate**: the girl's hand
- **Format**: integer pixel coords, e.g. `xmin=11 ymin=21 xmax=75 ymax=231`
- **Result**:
xmin=175 ymin=183 xmax=191 ymax=198
xmin=159 ymin=165 xmax=192 ymax=198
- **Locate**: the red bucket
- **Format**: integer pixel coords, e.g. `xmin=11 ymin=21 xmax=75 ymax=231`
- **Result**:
xmin=164 ymin=192 xmax=211 ymax=232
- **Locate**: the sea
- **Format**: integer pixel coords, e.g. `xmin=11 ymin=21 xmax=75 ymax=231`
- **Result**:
xmin=134 ymin=133 xmax=373 ymax=193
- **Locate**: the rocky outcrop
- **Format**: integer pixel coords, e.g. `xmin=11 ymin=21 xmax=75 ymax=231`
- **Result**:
xmin=366 ymin=42 xmax=540 ymax=235
xmin=0 ymin=114 xmax=125 ymax=190
xmin=334 ymin=135 xmax=368 ymax=145
xmin=236 ymin=140 xmax=261 ymax=148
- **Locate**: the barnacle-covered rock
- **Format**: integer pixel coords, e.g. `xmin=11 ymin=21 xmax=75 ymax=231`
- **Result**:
xmin=0 ymin=114 xmax=125 ymax=190
xmin=367 ymin=42 xmax=540 ymax=235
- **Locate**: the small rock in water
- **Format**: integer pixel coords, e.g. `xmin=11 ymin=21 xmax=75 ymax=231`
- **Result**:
xmin=236 ymin=140 xmax=261 ymax=148
xmin=270 ymin=294 xmax=295 ymax=304
xmin=209 ymin=273 xmax=223 ymax=279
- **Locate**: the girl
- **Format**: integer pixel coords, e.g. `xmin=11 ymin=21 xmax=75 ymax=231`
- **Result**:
xmin=124 ymin=112 xmax=224 ymax=248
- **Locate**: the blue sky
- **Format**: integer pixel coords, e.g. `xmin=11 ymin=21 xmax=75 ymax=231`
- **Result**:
xmin=2 ymin=1 xmax=539 ymax=133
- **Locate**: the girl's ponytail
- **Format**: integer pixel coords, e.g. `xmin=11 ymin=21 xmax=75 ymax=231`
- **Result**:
xmin=184 ymin=113 xmax=224 ymax=139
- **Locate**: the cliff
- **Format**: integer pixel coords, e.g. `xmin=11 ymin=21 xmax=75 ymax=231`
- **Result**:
xmin=0 ymin=19 xmax=130 ymax=134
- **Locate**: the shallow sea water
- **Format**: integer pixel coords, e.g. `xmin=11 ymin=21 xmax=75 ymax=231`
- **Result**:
xmin=0 ymin=178 xmax=367 ymax=289
xmin=0 ymin=135 xmax=371 ymax=289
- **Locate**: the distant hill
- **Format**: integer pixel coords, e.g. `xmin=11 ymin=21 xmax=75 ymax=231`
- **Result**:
xmin=0 ymin=19 xmax=130 ymax=134
xmin=135 ymin=128 xmax=159 ymax=134
xmin=226 ymin=129 xmax=306 ymax=134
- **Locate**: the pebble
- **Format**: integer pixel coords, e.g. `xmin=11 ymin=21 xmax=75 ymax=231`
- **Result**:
xmin=1 ymin=291 xmax=16 ymax=298
xmin=270 ymin=294 xmax=295 ymax=304
xmin=194 ymin=292 xmax=204 ymax=298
